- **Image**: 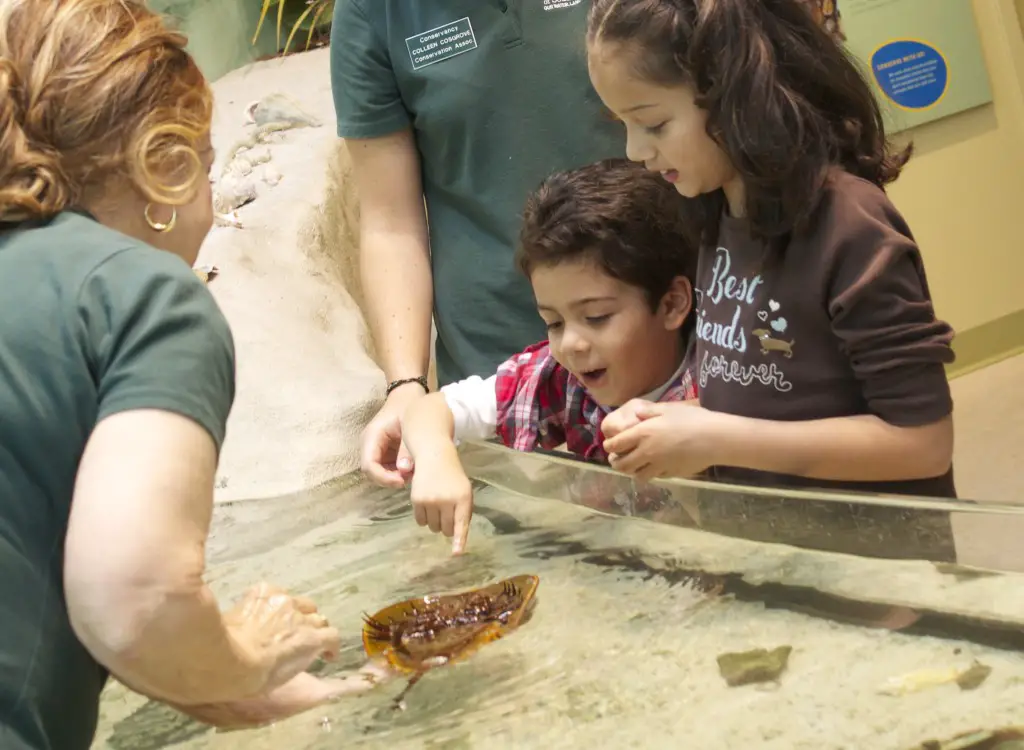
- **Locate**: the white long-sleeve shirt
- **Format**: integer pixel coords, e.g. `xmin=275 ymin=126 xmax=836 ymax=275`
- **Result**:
xmin=440 ymin=374 xmax=500 ymax=443
xmin=440 ymin=358 xmax=690 ymax=444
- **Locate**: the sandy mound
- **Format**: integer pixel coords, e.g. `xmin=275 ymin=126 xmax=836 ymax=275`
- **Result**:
xmin=197 ymin=48 xmax=382 ymax=502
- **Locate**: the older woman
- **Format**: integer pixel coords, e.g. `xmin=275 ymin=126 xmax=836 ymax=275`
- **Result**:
xmin=0 ymin=2 xmax=346 ymax=748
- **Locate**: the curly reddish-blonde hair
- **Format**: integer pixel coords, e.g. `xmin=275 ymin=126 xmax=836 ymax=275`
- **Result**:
xmin=0 ymin=0 xmax=213 ymax=223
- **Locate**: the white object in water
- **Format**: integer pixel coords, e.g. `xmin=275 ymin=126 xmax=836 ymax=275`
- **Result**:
xmin=877 ymin=666 xmax=962 ymax=696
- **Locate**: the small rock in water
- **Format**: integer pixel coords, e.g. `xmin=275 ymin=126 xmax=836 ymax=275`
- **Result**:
xmin=956 ymin=661 xmax=992 ymax=691
xmin=716 ymin=645 xmax=792 ymax=687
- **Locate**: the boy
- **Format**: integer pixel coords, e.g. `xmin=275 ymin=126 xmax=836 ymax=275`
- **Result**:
xmin=400 ymin=159 xmax=700 ymax=554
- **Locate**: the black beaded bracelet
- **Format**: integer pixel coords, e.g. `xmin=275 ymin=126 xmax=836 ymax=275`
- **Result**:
xmin=386 ymin=376 xmax=429 ymax=398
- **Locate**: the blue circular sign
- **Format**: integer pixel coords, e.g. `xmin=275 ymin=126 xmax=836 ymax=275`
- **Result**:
xmin=870 ymin=39 xmax=949 ymax=110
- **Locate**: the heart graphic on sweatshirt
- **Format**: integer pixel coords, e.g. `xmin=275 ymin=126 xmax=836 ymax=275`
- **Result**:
xmin=768 ymin=299 xmax=781 ymax=312
xmin=770 ymin=317 xmax=788 ymax=333
xmin=757 ymin=310 xmax=768 ymax=322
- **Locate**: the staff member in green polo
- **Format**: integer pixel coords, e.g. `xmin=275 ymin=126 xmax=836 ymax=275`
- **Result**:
xmin=330 ymin=1 xmax=624 ymax=486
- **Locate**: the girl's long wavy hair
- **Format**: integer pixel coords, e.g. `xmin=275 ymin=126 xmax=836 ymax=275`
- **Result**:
xmin=587 ymin=0 xmax=911 ymax=247
xmin=0 ymin=0 xmax=212 ymax=224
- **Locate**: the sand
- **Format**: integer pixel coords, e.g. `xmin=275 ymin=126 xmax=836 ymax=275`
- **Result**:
xmin=196 ymin=48 xmax=383 ymax=503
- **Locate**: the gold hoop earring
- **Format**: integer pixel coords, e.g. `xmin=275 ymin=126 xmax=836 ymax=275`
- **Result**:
xmin=144 ymin=203 xmax=177 ymax=233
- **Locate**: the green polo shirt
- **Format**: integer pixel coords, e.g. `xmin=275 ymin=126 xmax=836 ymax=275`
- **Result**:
xmin=0 ymin=211 xmax=235 ymax=750
xmin=330 ymin=0 xmax=624 ymax=385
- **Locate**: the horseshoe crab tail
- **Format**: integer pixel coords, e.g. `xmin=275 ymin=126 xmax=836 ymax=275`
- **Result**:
xmin=392 ymin=670 xmax=428 ymax=711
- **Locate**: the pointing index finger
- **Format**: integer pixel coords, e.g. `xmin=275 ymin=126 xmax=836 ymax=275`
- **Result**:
xmin=452 ymin=501 xmax=471 ymax=556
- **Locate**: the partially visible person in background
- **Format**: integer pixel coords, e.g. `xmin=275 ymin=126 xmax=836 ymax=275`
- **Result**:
xmin=330 ymin=1 xmax=624 ymax=489
xmin=400 ymin=159 xmax=699 ymax=555
xmin=0 ymin=2 xmax=347 ymax=748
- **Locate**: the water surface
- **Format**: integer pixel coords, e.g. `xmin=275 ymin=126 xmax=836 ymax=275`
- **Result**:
xmin=91 ymin=443 xmax=1024 ymax=750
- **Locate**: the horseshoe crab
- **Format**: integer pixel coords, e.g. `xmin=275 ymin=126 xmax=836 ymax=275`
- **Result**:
xmin=362 ymin=574 xmax=540 ymax=708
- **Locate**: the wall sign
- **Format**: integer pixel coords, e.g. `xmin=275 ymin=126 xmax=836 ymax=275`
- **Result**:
xmin=841 ymin=0 xmax=993 ymax=133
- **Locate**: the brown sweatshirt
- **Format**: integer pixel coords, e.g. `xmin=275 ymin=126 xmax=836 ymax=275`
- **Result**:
xmin=692 ymin=168 xmax=957 ymax=498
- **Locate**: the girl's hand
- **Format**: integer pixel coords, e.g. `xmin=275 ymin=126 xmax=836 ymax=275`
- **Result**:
xmin=602 ymin=401 xmax=727 ymax=482
xmin=602 ymin=398 xmax=702 ymax=440
xmin=409 ymin=454 xmax=474 ymax=555
xmin=600 ymin=398 xmax=655 ymax=440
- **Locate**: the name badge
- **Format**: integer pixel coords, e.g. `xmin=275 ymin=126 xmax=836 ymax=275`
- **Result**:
xmin=405 ymin=17 xmax=478 ymax=71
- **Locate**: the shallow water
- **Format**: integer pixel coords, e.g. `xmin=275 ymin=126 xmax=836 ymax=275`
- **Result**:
xmin=91 ymin=443 xmax=1024 ymax=750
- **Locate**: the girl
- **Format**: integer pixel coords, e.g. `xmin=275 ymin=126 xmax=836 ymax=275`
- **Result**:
xmin=400 ymin=159 xmax=699 ymax=554
xmin=587 ymin=0 xmax=957 ymax=498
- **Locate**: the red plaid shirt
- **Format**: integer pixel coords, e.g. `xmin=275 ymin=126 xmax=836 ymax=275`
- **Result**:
xmin=494 ymin=341 xmax=697 ymax=463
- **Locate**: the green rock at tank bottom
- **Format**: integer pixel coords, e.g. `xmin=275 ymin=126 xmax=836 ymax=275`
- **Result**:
xmin=716 ymin=645 xmax=792 ymax=687
xmin=956 ymin=661 xmax=993 ymax=691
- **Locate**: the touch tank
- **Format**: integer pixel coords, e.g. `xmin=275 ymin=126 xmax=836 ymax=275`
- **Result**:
xmin=90 ymin=440 xmax=1024 ymax=750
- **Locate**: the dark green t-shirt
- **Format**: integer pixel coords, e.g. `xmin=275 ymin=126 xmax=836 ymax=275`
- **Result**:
xmin=0 ymin=211 xmax=235 ymax=750
xmin=330 ymin=0 xmax=624 ymax=385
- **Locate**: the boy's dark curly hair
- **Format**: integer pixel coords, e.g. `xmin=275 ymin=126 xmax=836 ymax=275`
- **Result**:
xmin=517 ymin=158 xmax=698 ymax=315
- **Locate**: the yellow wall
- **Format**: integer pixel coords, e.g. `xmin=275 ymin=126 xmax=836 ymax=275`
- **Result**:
xmin=885 ymin=0 xmax=1024 ymax=335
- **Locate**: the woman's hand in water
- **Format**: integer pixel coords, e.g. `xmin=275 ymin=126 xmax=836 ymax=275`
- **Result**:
xmin=602 ymin=400 xmax=727 ymax=482
xmin=409 ymin=447 xmax=474 ymax=555
xmin=223 ymin=583 xmax=341 ymax=696
xmin=167 ymin=663 xmax=396 ymax=730
xmin=173 ymin=662 xmax=396 ymax=729
xmin=171 ymin=672 xmax=357 ymax=729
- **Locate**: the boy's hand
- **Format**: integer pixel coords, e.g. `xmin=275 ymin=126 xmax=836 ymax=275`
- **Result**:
xmin=409 ymin=452 xmax=474 ymax=555
xmin=602 ymin=401 xmax=725 ymax=482
xmin=360 ymin=386 xmax=422 ymax=488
